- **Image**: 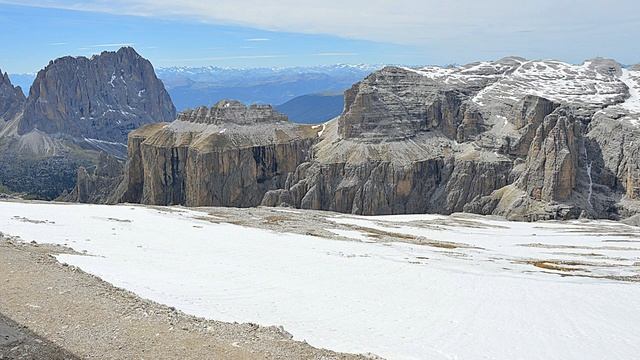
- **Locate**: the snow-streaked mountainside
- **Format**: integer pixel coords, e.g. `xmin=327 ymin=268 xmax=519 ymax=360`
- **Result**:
xmin=157 ymin=64 xmax=382 ymax=82
xmin=155 ymin=59 xmax=640 ymax=128
xmin=404 ymin=57 xmax=640 ymax=125
xmin=1 ymin=201 xmax=639 ymax=360
xmin=155 ymin=64 xmax=382 ymax=110
xmin=10 ymin=64 xmax=381 ymax=112
xmin=618 ymin=68 xmax=640 ymax=126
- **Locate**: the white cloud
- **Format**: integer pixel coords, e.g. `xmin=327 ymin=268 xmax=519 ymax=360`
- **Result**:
xmin=3 ymin=0 xmax=640 ymax=49
xmin=314 ymin=52 xmax=357 ymax=56
xmin=89 ymin=43 xmax=134 ymax=48
xmin=245 ymin=38 xmax=270 ymax=42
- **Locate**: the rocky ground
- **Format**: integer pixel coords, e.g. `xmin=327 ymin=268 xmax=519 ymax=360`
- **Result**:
xmin=0 ymin=238 xmax=366 ymax=360
xmin=1 ymin=200 xmax=638 ymax=359
xmin=0 ymin=312 xmax=79 ymax=360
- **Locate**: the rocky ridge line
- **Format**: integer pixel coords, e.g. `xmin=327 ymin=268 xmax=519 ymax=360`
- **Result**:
xmin=0 ymin=69 xmax=25 ymax=124
xmin=75 ymin=57 xmax=640 ymax=221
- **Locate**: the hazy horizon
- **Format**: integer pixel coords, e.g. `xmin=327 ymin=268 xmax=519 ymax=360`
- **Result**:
xmin=1 ymin=1 xmax=639 ymax=73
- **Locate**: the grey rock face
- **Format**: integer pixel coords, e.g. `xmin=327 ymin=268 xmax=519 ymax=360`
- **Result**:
xmin=262 ymin=157 xmax=450 ymax=214
xmin=112 ymin=102 xmax=319 ymax=207
xmin=262 ymin=156 xmax=513 ymax=216
xmin=0 ymin=70 xmax=25 ymax=122
xmin=337 ymin=66 xmax=500 ymax=142
xmin=0 ymin=47 xmax=176 ymax=200
xmin=517 ymin=108 xmax=581 ymax=202
xmin=105 ymin=57 xmax=640 ymax=221
xmin=507 ymin=96 xmax=560 ymax=156
xmin=62 ymin=152 xmax=124 ymax=203
xmin=18 ymin=47 xmax=175 ymax=143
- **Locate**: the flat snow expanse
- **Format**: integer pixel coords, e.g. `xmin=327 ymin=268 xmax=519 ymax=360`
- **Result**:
xmin=1 ymin=201 xmax=639 ymax=360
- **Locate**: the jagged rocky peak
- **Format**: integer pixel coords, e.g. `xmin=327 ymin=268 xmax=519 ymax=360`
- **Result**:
xmin=177 ymin=100 xmax=289 ymax=125
xmin=338 ymin=67 xmax=461 ymax=142
xmin=17 ymin=46 xmax=176 ymax=143
xmin=335 ymin=58 xmax=534 ymax=143
xmin=0 ymin=68 xmax=26 ymax=122
xmin=337 ymin=57 xmax=634 ymax=143
xmin=337 ymin=64 xmax=497 ymax=143
xmin=517 ymin=107 xmax=582 ymax=202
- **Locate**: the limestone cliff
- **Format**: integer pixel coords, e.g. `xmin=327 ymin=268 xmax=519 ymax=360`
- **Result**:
xmin=261 ymin=119 xmax=513 ymax=215
xmin=112 ymin=101 xmax=319 ymax=206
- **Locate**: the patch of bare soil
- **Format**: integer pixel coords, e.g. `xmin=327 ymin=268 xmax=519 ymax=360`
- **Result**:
xmin=519 ymin=243 xmax=640 ymax=251
xmin=526 ymin=260 xmax=585 ymax=272
xmin=521 ymin=259 xmax=640 ymax=282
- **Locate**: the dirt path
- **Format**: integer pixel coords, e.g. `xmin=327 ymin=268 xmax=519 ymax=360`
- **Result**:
xmin=0 ymin=238 xmax=366 ymax=360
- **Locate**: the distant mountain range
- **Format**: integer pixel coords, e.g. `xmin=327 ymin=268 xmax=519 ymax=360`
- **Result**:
xmin=10 ymin=64 xmax=380 ymax=124
xmin=155 ymin=64 xmax=380 ymax=110
xmin=275 ymin=92 xmax=344 ymax=124
xmin=6 ymin=73 xmax=35 ymax=95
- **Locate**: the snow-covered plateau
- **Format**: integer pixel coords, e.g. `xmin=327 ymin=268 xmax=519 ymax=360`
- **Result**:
xmin=1 ymin=201 xmax=639 ymax=360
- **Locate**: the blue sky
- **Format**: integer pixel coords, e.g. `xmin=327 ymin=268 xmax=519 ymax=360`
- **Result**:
xmin=1 ymin=0 xmax=639 ymax=73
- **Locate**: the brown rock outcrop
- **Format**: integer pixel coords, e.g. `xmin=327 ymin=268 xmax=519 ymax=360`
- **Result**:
xmin=508 ymin=96 xmax=560 ymax=156
xmin=627 ymin=164 xmax=640 ymax=199
xmin=114 ymin=101 xmax=319 ymax=206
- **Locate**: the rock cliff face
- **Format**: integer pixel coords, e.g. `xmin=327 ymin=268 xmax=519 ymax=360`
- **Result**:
xmin=101 ymin=57 xmax=640 ymax=221
xmin=61 ymin=152 xmax=124 ymax=203
xmin=517 ymin=108 xmax=581 ymax=203
xmin=18 ymin=47 xmax=175 ymax=143
xmin=0 ymin=47 xmax=175 ymax=199
xmin=260 ymin=119 xmax=513 ymax=215
xmin=112 ymin=100 xmax=319 ymax=206
xmin=0 ymin=70 xmax=25 ymax=123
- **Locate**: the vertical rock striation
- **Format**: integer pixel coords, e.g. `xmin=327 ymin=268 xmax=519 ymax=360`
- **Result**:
xmin=517 ymin=108 xmax=581 ymax=203
xmin=18 ymin=47 xmax=175 ymax=143
xmin=0 ymin=47 xmax=176 ymax=200
xmin=0 ymin=70 xmax=25 ymax=123
xmin=114 ymin=101 xmax=319 ymax=206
